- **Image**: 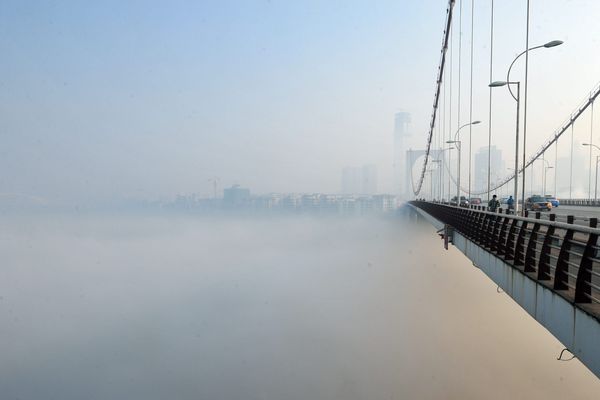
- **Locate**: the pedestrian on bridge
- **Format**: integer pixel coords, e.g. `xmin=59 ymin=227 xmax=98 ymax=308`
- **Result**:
xmin=488 ymin=195 xmax=500 ymax=212
xmin=507 ymin=196 xmax=514 ymax=213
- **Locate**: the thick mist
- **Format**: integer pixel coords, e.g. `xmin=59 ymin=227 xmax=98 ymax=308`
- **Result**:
xmin=1 ymin=214 xmax=598 ymax=399
xmin=3 ymin=1 xmax=600 ymax=398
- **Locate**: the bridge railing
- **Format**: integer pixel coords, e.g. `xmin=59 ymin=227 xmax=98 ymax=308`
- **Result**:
xmin=560 ymin=199 xmax=600 ymax=207
xmin=411 ymin=201 xmax=600 ymax=318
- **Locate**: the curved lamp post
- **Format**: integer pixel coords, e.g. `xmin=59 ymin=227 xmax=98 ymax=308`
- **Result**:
xmin=505 ymin=40 xmax=563 ymax=101
xmin=489 ymin=40 xmax=563 ymax=215
xmin=583 ymin=143 xmax=600 ymax=202
xmin=544 ymin=165 xmax=554 ymax=196
xmin=501 ymin=39 xmax=563 ymax=214
xmin=437 ymin=146 xmax=455 ymax=202
xmin=447 ymin=120 xmax=480 ymax=206
xmin=490 ymin=80 xmax=521 ymax=214
xmin=533 ymin=158 xmax=552 ymax=196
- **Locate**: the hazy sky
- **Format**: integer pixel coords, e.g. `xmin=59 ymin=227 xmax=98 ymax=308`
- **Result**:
xmin=1 ymin=1 xmax=600 ymax=204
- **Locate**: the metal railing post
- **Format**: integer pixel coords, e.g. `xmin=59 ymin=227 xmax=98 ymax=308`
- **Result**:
xmin=498 ymin=216 xmax=510 ymax=256
xmin=537 ymin=213 xmax=556 ymax=280
xmin=575 ymin=217 xmax=598 ymax=303
xmin=505 ymin=219 xmax=519 ymax=261
xmin=554 ymin=215 xmax=575 ymax=291
xmin=490 ymin=213 xmax=502 ymax=252
xmin=514 ymin=219 xmax=528 ymax=266
xmin=524 ymin=212 xmax=541 ymax=273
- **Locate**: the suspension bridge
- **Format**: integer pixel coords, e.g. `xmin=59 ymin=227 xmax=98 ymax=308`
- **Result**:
xmin=409 ymin=0 xmax=600 ymax=381
xmin=412 ymin=0 xmax=600 ymax=206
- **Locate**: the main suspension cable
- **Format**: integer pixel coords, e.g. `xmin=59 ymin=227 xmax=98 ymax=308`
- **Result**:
xmin=412 ymin=0 xmax=456 ymax=196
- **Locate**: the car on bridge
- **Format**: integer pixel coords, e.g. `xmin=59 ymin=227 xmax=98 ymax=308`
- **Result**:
xmin=525 ymin=195 xmax=552 ymax=211
xmin=545 ymin=195 xmax=560 ymax=207
xmin=469 ymin=197 xmax=482 ymax=205
xmin=451 ymin=196 xmax=469 ymax=206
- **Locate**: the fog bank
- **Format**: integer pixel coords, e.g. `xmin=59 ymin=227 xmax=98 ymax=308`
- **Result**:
xmin=1 ymin=215 xmax=598 ymax=399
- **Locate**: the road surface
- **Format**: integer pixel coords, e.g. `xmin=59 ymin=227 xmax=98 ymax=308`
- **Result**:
xmin=526 ymin=205 xmax=600 ymax=226
xmin=550 ymin=205 xmax=600 ymax=218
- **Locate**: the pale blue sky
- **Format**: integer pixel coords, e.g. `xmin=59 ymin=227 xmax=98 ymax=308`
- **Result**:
xmin=1 ymin=1 xmax=599 ymax=203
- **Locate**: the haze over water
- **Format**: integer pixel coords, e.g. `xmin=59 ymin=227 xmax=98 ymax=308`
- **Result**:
xmin=1 ymin=213 xmax=599 ymax=399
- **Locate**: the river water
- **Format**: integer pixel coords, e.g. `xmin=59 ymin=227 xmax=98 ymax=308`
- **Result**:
xmin=1 ymin=213 xmax=599 ymax=399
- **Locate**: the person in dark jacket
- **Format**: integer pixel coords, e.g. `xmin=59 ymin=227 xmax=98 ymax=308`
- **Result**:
xmin=488 ymin=194 xmax=500 ymax=212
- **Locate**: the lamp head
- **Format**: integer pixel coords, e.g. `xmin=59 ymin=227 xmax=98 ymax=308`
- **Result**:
xmin=543 ymin=40 xmax=563 ymax=48
xmin=489 ymin=81 xmax=507 ymax=87
xmin=471 ymin=120 xmax=481 ymax=125
xmin=583 ymin=143 xmax=591 ymax=146
xmin=446 ymin=140 xmax=457 ymax=144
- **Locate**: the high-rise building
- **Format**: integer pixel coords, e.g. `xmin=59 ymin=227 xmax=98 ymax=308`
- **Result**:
xmin=361 ymin=164 xmax=377 ymax=194
xmin=394 ymin=112 xmax=411 ymax=197
xmin=223 ymin=185 xmax=250 ymax=207
xmin=342 ymin=167 xmax=361 ymax=194
xmin=341 ymin=165 xmax=378 ymax=194
xmin=474 ymin=146 xmax=505 ymax=194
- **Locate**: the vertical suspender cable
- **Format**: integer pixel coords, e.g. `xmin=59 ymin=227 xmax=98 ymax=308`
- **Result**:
xmin=443 ymin=55 xmax=447 ymax=200
xmin=530 ymin=164 xmax=533 ymax=195
xmin=434 ymin=104 xmax=438 ymax=199
xmin=487 ymin=0 xmax=494 ymax=202
xmin=542 ymin=151 xmax=545 ymax=194
xmin=439 ymin=89 xmax=443 ymax=199
xmin=457 ymin=0 xmax=462 ymax=197
xmin=448 ymin=26 xmax=453 ymax=199
xmin=570 ymin=123 xmax=574 ymax=198
xmin=521 ymin=0 xmax=530 ymax=210
xmin=468 ymin=0 xmax=474 ymax=199
xmin=439 ymin=84 xmax=443 ymax=199
xmin=555 ymin=136 xmax=558 ymax=197
xmin=589 ymin=102 xmax=595 ymax=198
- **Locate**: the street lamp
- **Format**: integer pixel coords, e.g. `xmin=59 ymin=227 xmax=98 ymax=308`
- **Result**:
xmin=505 ymin=40 xmax=564 ymax=101
xmin=437 ymin=146 xmax=455 ymax=202
xmin=502 ymin=39 xmax=563 ymax=215
xmin=447 ymin=121 xmax=480 ymax=207
xmin=446 ymin=139 xmax=462 ymax=205
xmin=533 ymin=158 xmax=552 ymax=195
xmin=490 ymin=80 xmax=521 ymax=214
xmin=583 ymin=143 xmax=600 ymax=202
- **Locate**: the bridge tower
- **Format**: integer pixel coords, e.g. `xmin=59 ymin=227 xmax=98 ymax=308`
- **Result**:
xmin=405 ymin=148 xmax=446 ymax=200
